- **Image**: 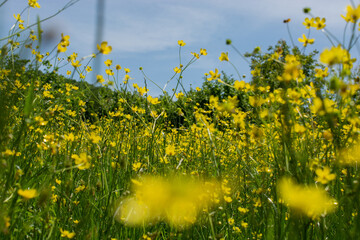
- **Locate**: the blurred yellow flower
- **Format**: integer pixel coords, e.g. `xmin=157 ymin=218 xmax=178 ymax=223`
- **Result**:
xmin=97 ymin=41 xmax=112 ymax=54
xmin=341 ymin=5 xmax=360 ymax=23
xmin=338 ymin=142 xmax=360 ymax=165
xmin=28 ymin=0 xmax=40 ymax=8
xmin=60 ymin=229 xmax=75 ymax=239
xmin=207 ymin=69 xmax=220 ymax=81
xmin=315 ymin=167 xmax=336 ymax=184
xmin=178 ymin=40 xmax=186 ymax=46
xmin=278 ymin=177 xmax=336 ymax=218
xmin=219 ymin=52 xmax=229 ymax=61
xmin=104 ymin=59 xmax=112 ymax=66
xmin=298 ymin=34 xmax=314 ymax=47
xmin=18 ymin=189 xmax=38 ymax=199
xmin=72 ymin=153 xmax=91 ymax=170
xmin=114 ymin=176 xmax=221 ymax=227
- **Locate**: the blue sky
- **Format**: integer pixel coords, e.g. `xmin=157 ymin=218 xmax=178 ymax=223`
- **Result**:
xmin=0 ymin=0 xmax=355 ymax=96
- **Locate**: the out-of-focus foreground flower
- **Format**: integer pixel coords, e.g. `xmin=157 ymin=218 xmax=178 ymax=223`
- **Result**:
xmin=114 ymin=176 xmax=222 ymax=227
xmin=278 ymin=177 xmax=336 ymax=218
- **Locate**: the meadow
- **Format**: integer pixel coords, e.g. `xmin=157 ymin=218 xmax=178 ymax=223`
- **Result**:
xmin=1 ymin=0 xmax=360 ymax=239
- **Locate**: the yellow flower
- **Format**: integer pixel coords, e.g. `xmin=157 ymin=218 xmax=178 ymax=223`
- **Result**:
xmin=303 ymin=17 xmax=314 ymax=29
xmin=319 ymin=45 xmax=352 ymax=67
xmin=165 ymin=144 xmax=176 ymax=156
xmin=57 ymin=33 xmax=70 ymax=53
xmin=147 ymin=95 xmax=160 ymax=105
xmin=114 ymin=176 xmax=221 ymax=227
xmin=341 ymin=5 xmax=360 ymax=23
xmin=200 ymin=48 xmax=207 ymax=56
xmin=105 ymin=69 xmax=114 ymax=76
xmin=71 ymin=60 xmax=81 ymax=68
xmin=89 ymin=132 xmax=101 ymax=144
xmin=60 ymin=229 xmax=76 ymax=239
xmin=96 ymin=75 xmax=105 ymax=83
xmin=207 ymin=69 xmax=220 ymax=81
xmin=315 ymin=67 xmax=329 ymax=78
xmin=278 ymin=177 xmax=336 ymax=218
xmin=174 ymin=66 xmax=181 ymax=73
xmin=314 ymin=17 xmax=326 ymax=30
xmin=18 ymin=189 xmax=38 ymax=199
xmin=191 ymin=52 xmax=199 ymax=59
xmin=104 ymin=59 xmax=112 ymax=66
xmin=178 ymin=40 xmax=186 ymax=46
xmin=13 ymin=14 xmax=24 ymax=23
xmin=97 ymin=41 xmax=112 ymax=54
xmin=71 ymin=153 xmax=91 ymax=170
xmin=338 ymin=142 xmax=360 ymax=165
xmin=279 ymin=55 xmax=301 ymax=82
xmin=219 ymin=52 xmax=229 ymax=61
xmin=224 ymin=196 xmax=232 ymax=203
xmin=315 ymin=167 xmax=336 ymax=184
xmin=28 ymin=0 xmax=40 ymax=8
xmin=298 ymin=34 xmax=314 ymax=47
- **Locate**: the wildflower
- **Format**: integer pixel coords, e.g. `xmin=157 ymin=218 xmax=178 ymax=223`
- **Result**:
xmin=234 ymin=80 xmax=246 ymax=90
xmin=97 ymin=41 xmax=112 ymax=54
xmin=315 ymin=67 xmax=329 ymax=78
xmin=123 ymin=74 xmax=132 ymax=83
xmin=132 ymin=162 xmax=142 ymax=171
xmin=89 ymin=132 xmax=101 ymax=144
xmin=124 ymin=68 xmax=130 ymax=73
xmin=207 ymin=69 xmax=220 ymax=81
xmin=116 ymin=64 xmax=122 ymax=70
xmin=278 ymin=177 xmax=336 ymax=218
xmin=191 ymin=52 xmax=199 ymax=59
xmin=298 ymin=34 xmax=314 ymax=47
xmin=341 ymin=5 xmax=360 ymax=23
xmin=315 ymin=167 xmax=336 ymax=184
xmin=314 ymin=17 xmax=326 ymax=30
xmin=228 ymin=218 xmax=235 ymax=225
xmin=96 ymin=75 xmax=105 ymax=83
xmin=28 ymin=0 xmax=40 ymax=8
xmin=283 ymin=18 xmax=291 ymax=23
xmin=57 ymin=34 xmax=70 ymax=53
xmin=200 ymin=48 xmax=207 ymax=56
xmin=115 ymin=176 xmax=221 ymax=227
xmin=75 ymin=185 xmax=86 ymax=193
xmin=105 ymin=69 xmax=114 ymax=76
xmin=147 ymin=95 xmax=160 ymax=105
xmin=219 ymin=52 xmax=229 ymax=61
xmin=338 ymin=142 xmax=360 ymax=165
xmin=18 ymin=189 xmax=38 ymax=199
xmin=60 ymin=229 xmax=75 ymax=239
xmin=238 ymin=207 xmax=249 ymax=213
xmin=224 ymin=196 xmax=232 ymax=203
xmin=303 ymin=17 xmax=314 ymax=29
xmin=178 ymin=40 xmax=186 ymax=46
xmin=13 ymin=14 xmax=24 ymax=23
xmin=86 ymin=66 xmax=92 ymax=72
xmin=71 ymin=153 xmax=91 ymax=170
xmin=104 ymin=59 xmax=112 ymax=66
xmin=278 ymin=55 xmax=301 ymax=82
xmin=320 ymin=45 xmax=353 ymax=67
xmin=71 ymin=60 xmax=81 ymax=68
xmin=174 ymin=66 xmax=182 ymax=73
xmin=165 ymin=144 xmax=176 ymax=156
xmin=175 ymin=92 xmax=184 ymax=99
